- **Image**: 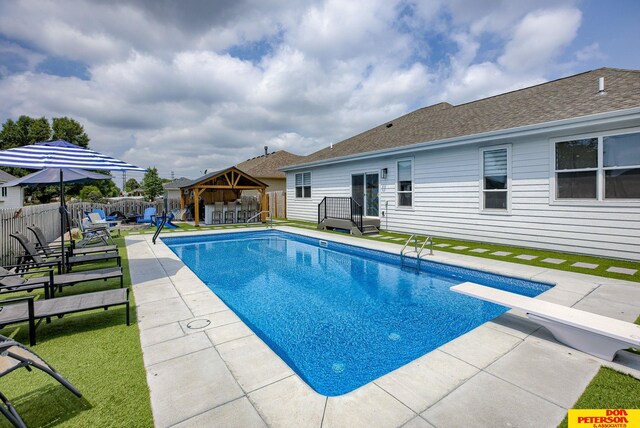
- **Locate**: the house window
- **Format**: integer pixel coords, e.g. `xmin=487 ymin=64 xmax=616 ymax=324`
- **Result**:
xmin=555 ymin=131 xmax=640 ymax=200
xmin=481 ymin=146 xmax=510 ymax=210
xmin=603 ymin=133 xmax=640 ymax=199
xmin=295 ymin=172 xmax=311 ymax=198
xmin=1 ymin=187 xmax=6 ymax=198
xmin=397 ymin=159 xmax=412 ymax=207
xmin=555 ymin=138 xmax=598 ymax=199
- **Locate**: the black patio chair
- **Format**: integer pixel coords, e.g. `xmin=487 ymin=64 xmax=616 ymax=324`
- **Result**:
xmin=0 ymin=334 xmax=82 ymax=428
xmin=27 ymin=225 xmax=117 ymax=258
xmin=1 ymin=264 xmax=123 ymax=298
xmin=0 ymin=288 xmax=130 ymax=346
xmin=10 ymin=233 xmax=120 ymax=273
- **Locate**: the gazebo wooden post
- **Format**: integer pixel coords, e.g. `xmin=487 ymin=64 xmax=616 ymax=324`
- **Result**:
xmin=260 ymin=188 xmax=267 ymax=223
xmin=194 ymin=187 xmax=202 ymax=226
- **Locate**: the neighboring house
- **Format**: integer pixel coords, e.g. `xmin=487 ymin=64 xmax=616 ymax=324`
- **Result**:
xmin=163 ymin=177 xmax=192 ymax=200
xmin=282 ymin=68 xmax=640 ymax=260
xmin=236 ymin=150 xmax=304 ymax=193
xmin=0 ymin=170 xmax=24 ymax=209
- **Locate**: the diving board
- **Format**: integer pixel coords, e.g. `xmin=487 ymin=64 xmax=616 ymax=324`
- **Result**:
xmin=450 ymin=282 xmax=640 ymax=361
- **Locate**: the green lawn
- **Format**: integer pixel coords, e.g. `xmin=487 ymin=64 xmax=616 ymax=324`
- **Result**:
xmin=275 ymin=218 xmax=640 ymax=284
xmin=1 ymin=237 xmax=153 ymax=427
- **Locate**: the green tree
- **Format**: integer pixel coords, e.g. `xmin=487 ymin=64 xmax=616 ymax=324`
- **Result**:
xmin=51 ymin=117 xmax=90 ymax=147
xmin=125 ymin=178 xmax=140 ymax=192
xmin=79 ymin=185 xmax=103 ymax=202
xmin=0 ymin=116 xmax=53 ymax=177
xmin=0 ymin=115 xmax=52 ymax=149
xmin=142 ymin=167 xmax=163 ymax=201
xmin=94 ymin=173 xmax=120 ymax=198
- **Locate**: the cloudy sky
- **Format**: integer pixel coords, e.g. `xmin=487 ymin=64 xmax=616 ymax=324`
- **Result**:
xmin=1 ymin=0 xmax=639 ymax=183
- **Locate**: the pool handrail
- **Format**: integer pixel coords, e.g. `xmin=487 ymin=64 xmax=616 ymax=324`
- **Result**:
xmin=246 ymin=211 xmax=273 ymax=228
xmin=400 ymin=235 xmax=433 ymax=270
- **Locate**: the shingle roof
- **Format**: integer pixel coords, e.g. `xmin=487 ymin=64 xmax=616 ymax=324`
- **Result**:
xmin=288 ymin=68 xmax=640 ymax=167
xmin=0 ymin=170 xmax=18 ymax=183
xmin=236 ymin=150 xmax=305 ymax=178
xmin=163 ymin=177 xmax=192 ymax=190
xmin=180 ymin=166 xmax=268 ymax=189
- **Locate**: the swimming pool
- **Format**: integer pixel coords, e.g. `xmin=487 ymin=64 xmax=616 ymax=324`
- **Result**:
xmin=164 ymin=230 xmax=551 ymax=396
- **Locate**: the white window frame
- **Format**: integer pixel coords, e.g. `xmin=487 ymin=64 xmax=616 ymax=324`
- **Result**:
xmin=550 ymin=128 xmax=640 ymax=206
xmin=294 ymin=171 xmax=311 ymax=199
xmin=479 ymin=145 xmax=512 ymax=214
xmin=0 ymin=187 xmax=7 ymax=198
xmin=396 ymin=158 xmax=414 ymax=209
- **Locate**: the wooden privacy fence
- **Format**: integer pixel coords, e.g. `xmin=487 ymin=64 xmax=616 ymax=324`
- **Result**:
xmin=0 ymin=199 xmax=183 ymax=266
xmin=0 ymin=203 xmax=61 ymax=266
xmin=66 ymin=199 xmax=181 ymax=226
xmin=266 ymin=191 xmax=286 ymax=219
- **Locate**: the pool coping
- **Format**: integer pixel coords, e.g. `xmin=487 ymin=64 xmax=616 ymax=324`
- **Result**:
xmin=126 ymin=226 xmax=640 ymax=428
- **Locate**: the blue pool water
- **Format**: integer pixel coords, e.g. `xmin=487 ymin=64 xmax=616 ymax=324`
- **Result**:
xmin=164 ymin=230 xmax=551 ymax=396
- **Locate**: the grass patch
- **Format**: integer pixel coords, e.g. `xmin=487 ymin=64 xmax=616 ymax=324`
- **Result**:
xmin=1 ymin=237 xmax=153 ymax=427
xmin=277 ymin=219 xmax=640 ymax=284
xmin=558 ymin=367 xmax=640 ymax=427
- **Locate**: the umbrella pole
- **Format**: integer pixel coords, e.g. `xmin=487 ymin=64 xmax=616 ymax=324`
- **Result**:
xmin=59 ymin=169 xmax=66 ymax=273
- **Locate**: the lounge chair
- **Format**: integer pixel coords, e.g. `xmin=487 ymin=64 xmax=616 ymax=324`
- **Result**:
xmin=136 ymin=207 xmax=156 ymax=225
xmin=450 ymin=282 xmax=640 ymax=361
xmin=10 ymin=233 xmax=120 ymax=273
xmin=86 ymin=213 xmax=121 ymax=236
xmin=92 ymin=208 xmax=117 ymax=222
xmin=0 ymin=334 xmax=82 ymax=427
xmin=76 ymin=216 xmax=115 ymax=247
xmin=154 ymin=212 xmax=178 ymax=229
xmin=0 ymin=288 xmax=130 ymax=346
xmin=27 ymin=225 xmax=117 ymax=258
xmin=1 ymin=265 xmax=123 ymax=298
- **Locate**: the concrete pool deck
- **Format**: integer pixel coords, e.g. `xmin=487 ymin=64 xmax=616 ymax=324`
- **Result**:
xmin=126 ymin=226 xmax=640 ymax=428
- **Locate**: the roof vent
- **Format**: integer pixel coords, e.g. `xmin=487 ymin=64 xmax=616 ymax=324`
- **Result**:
xmin=597 ymin=77 xmax=607 ymax=96
xmin=386 ymin=123 xmax=393 ymax=128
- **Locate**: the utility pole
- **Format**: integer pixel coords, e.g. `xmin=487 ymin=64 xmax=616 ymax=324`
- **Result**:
xmin=171 ymin=170 xmax=175 ymax=180
xmin=122 ymin=171 xmax=126 ymax=190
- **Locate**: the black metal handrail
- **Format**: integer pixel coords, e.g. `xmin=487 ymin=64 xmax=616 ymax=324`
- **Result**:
xmin=317 ymin=197 xmax=363 ymax=233
xmin=350 ymin=198 xmax=363 ymax=233
xmin=152 ymin=211 xmax=167 ymax=245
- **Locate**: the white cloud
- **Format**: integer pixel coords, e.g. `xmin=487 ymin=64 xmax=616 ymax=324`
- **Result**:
xmin=575 ymin=42 xmax=605 ymax=62
xmin=0 ymin=0 xmax=600 ymax=179
xmin=498 ymin=8 xmax=582 ymax=73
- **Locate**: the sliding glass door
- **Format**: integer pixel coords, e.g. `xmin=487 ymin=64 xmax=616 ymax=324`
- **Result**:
xmin=351 ymin=172 xmax=379 ymax=217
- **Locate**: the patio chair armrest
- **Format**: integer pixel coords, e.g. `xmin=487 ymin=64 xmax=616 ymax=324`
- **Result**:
xmin=17 ymin=259 xmax=61 ymax=271
xmin=0 ymin=266 xmax=53 ymax=277
xmin=0 ymin=295 xmax=35 ymax=305
xmin=0 ymin=296 xmax=37 ymax=345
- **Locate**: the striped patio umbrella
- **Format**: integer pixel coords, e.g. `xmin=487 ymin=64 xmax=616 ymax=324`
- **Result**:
xmin=0 ymin=140 xmax=145 ymax=270
xmin=0 ymin=140 xmax=144 ymax=171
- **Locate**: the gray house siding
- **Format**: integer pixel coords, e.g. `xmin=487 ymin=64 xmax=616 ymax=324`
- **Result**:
xmin=286 ymin=125 xmax=640 ymax=260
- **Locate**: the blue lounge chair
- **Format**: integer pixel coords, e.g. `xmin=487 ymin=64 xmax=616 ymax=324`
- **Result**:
xmin=136 ymin=207 xmax=156 ymax=225
xmin=154 ymin=212 xmax=178 ymax=229
xmin=92 ymin=208 xmax=117 ymax=222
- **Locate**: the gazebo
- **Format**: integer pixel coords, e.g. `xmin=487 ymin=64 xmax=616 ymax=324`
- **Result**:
xmin=179 ymin=166 xmax=268 ymax=226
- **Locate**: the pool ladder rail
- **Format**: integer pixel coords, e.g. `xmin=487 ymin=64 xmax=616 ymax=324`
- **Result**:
xmin=246 ymin=211 xmax=274 ymax=228
xmin=400 ymin=235 xmax=433 ymax=271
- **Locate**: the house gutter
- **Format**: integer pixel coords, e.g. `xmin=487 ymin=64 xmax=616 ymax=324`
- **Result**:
xmin=281 ymin=107 xmax=640 ymax=172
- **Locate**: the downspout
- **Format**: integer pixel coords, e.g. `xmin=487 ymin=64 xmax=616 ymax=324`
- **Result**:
xmin=385 ymin=200 xmax=388 ymax=231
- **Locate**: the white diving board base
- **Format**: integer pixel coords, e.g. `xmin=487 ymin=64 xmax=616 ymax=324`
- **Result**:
xmin=450 ymin=282 xmax=640 ymax=361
